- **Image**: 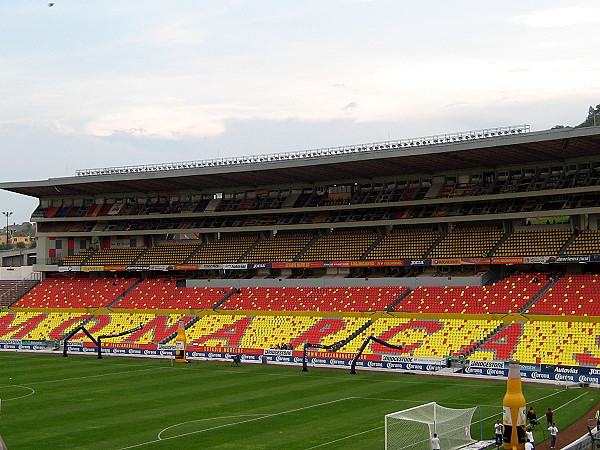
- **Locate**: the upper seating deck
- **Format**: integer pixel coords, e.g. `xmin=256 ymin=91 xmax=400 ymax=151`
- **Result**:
xmin=56 ymin=225 xmax=582 ymax=268
xmin=494 ymin=228 xmax=572 ymax=257
xmin=32 ymin=161 xmax=600 ymax=220
xmin=365 ymin=227 xmax=440 ymax=260
xmin=299 ymin=229 xmax=378 ymax=262
xmin=565 ymin=230 xmax=600 ymax=255
xmin=85 ymin=247 xmax=146 ymax=266
xmin=59 ymin=249 xmax=94 ymax=266
xmin=243 ymin=232 xmax=314 ymax=263
xmin=187 ymin=234 xmax=258 ymax=264
xmin=134 ymin=243 xmax=200 ymax=265
xmin=429 ymin=224 xmax=504 ymax=259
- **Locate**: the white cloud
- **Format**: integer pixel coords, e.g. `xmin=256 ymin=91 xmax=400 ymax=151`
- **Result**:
xmin=86 ymin=105 xmax=227 ymax=140
xmin=511 ymin=7 xmax=600 ymax=28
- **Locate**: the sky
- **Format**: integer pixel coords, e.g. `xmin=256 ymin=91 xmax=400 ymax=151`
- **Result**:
xmin=1 ymin=0 xmax=600 ymax=224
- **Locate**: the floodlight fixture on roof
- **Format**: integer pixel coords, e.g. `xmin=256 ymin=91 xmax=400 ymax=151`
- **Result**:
xmin=75 ymin=124 xmax=530 ymax=177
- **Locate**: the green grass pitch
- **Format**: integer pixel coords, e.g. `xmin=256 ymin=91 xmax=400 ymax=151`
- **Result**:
xmin=0 ymin=353 xmax=598 ymax=449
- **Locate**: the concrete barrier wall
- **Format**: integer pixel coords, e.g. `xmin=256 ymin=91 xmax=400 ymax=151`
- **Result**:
xmin=186 ymin=272 xmax=492 ymax=288
xmin=0 ymin=266 xmax=35 ymax=280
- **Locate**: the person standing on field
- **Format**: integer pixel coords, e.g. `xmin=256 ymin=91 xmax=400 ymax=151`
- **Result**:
xmin=525 ymin=426 xmax=535 ymax=448
xmin=494 ymin=420 xmax=503 ymax=446
xmin=527 ymin=406 xmax=537 ymax=426
xmin=546 ymin=408 xmax=554 ymax=426
xmin=431 ymin=433 xmax=440 ymax=450
xmin=547 ymin=423 xmax=558 ymax=448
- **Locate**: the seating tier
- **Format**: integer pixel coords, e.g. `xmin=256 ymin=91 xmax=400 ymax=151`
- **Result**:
xmin=395 ymin=274 xmax=546 ymax=314
xmin=14 ymin=278 xmax=137 ymax=308
xmin=219 ymin=286 xmax=408 ymax=312
xmin=112 ymin=278 xmax=228 ymax=309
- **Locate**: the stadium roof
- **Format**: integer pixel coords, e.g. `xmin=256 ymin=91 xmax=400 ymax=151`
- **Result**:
xmin=3 ymin=125 xmax=600 ymax=198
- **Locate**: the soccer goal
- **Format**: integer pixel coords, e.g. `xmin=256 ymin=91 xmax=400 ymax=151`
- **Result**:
xmin=385 ymin=402 xmax=477 ymax=450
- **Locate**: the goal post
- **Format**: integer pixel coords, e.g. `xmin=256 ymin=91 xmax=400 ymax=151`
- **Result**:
xmin=385 ymin=402 xmax=477 ymax=450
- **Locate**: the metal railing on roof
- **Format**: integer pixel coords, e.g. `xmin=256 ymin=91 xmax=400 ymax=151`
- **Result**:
xmin=75 ymin=124 xmax=530 ymax=177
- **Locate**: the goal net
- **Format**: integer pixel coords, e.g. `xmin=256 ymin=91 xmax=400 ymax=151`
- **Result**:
xmin=385 ymin=402 xmax=477 ymax=450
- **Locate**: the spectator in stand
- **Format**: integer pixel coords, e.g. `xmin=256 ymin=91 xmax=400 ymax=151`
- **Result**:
xmin=545 ymin=408 xmax=553 ymax=427
xmin=547 ymin=423 xmax=558 ymax=448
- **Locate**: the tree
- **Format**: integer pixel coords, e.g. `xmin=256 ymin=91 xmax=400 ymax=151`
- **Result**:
xmin=576 ymin=104 xmax=600 ymax=128
xmin=16 ymin=242 xmax=26 ymax=249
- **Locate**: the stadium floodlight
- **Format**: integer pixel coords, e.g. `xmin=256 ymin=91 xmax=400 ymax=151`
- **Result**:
xmin=74 ymin=124 xmax=530 ymax=177
xmin=385 ymin=402 xmax=477 ymax=450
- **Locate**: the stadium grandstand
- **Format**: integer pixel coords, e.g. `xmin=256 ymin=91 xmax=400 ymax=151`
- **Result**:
xmin=2 ymin=123 xmax=600 ymax=377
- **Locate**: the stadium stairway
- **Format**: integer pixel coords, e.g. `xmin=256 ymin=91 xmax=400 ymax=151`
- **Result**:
xmin=129 ymin=247 xmax=152 ymax=265
xmin=104 ymin=279 xmax=144 ymax=308
xmin=331 ymin=319 xmax=374 ymax=351
xmin=423 ymin=231 xmax=446 ymax=258
xmin=239 ymin=238 xmax=262 ymax=262
xmin=462 ymin=322 xmax=506 ymax=359
xmin=182 ymin=243 xmax=205 ymax=264
xmin=294 ymin=235 xmax=320 ymax=261
xmin=73 ymin=249 xmax=96 ymax=266
xmin=385 ymin=289 xmax=413 ymax=312
xmin=361 ymin=232 xmax=386 ymax=259
xmin=560 ymin=231 xmax=578 ymax=254
xmin=488 ymin=228 xmax=512 ymax=256
xmin=517 ymin=275 xmax=558 ymax=313
xmin=212 ymin=288 xmax=240 ymax=309
xmin=0 ymin=278 xmax=40 ymax=307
